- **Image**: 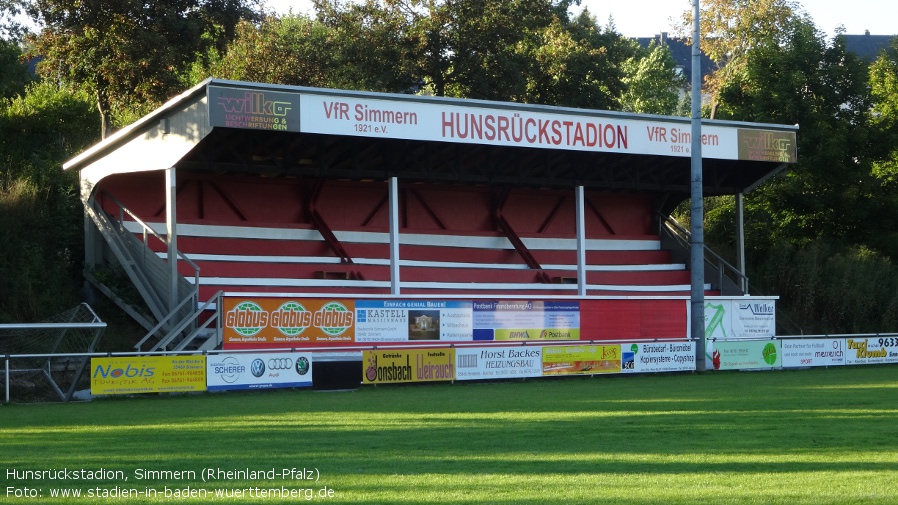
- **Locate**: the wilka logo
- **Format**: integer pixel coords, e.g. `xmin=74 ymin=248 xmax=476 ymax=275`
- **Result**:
xmin=738 ymin=129 xmax=796 ymax=163
xmin=213 ymin=88 xmax=296 ymax=131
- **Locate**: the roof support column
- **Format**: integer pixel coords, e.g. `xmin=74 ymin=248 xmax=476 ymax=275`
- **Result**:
xmin=690 ymin=0 xmax=707 ymax=371
xmin=389 ymin=177 xmax=401 ymax=295
xmin=165 ymin=167 xmax=178 ymax=314
xmin=736 ymin=192 xmax=746 ymax=293
xmin=575 ymin=186 xmax=587 ymax=297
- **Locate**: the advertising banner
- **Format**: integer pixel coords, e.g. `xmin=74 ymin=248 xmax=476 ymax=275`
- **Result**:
xmin=703 ymin=298 xmax=776 ymax=369
xmin=363 ymin=349 xmax=455 ymax=384
xmin=91 ymin=356 xmax=206 ymax=395
xmin=621 ymin=341 xmax=696 ymax=373
xmin=355 ymin=300 xmax=473 ymax=342
xmin=845 ymin=336 xmax=898 ymax=365
xmin=207 ymin=353 xmax=313 ymax=391
xmin=222 ymin=297 xmax=355 ymax=349
xmin=472 ymin=300 xmax=579 ymax=341
xmin=455 ymin=346 xmax=543 ymax=380
xmin=208 ymin=85 xmax=300 ymax=132
xmin=711 ymin=340 xmax=781 ymax=370
xmin=781 ymin=338 xmax=846 ymax=368
xmin=542 ymin=345 xmax=621 ymax=376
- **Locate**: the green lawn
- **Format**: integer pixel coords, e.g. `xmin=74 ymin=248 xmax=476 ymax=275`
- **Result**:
xmin=2 ymin=366 xmax=897 ymax=504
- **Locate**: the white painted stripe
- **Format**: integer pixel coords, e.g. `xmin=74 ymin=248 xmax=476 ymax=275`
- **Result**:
xmin=193 ymin=277 xmax=709 ymax=292
xmin=173 ymin=252 xmax=684 ymax=272
xmin=126 ymin=221 xmax=661 ymax=251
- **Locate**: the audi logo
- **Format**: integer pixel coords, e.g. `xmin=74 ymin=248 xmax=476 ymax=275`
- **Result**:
xmin=268 ymin=358 xmax=294 ymax=370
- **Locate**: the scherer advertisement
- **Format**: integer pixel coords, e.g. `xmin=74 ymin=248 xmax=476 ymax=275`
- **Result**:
xmin=621 ymin=341 xmax=695 ymax=373
xmin=206 ymin=352 xmax=313 ymax=391
xmin=363 ymin=349 xmax=455 ymax=384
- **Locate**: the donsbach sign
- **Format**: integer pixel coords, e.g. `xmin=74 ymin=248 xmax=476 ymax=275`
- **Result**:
xmin=207 ymin=352 xmax=313 ymax=391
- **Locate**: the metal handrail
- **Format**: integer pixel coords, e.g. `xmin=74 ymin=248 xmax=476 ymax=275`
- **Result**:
xmin=662 ymin=215 xmax=748 ymax=293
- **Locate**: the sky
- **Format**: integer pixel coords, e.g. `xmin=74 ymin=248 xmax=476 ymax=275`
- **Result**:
xmin=265 ymin=0 xmax=897 ymax=38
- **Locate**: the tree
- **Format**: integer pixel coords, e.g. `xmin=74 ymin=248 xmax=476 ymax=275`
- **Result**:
xmin=0 ymin=37 xmax=33 ymax=99
xmin=27 ymin=0 xmax=259 ymax=138
xmin=620 ymin=40 xmax=687 ymax=115
xmin=678 ymin=0 xmax=803 ymax=118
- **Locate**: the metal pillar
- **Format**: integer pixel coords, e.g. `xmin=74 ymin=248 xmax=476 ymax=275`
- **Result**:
xmin=575 ymin=186 xmax=587 ymax=297
xmin=389 ymin=177 xmax=401 ymax=295
xmin=165 ymin=168 xmax=178 ymax=313
xmin=690 ymin=0 xmax=707 ymax=371
xmin=736 ymin=193 xmax=747 ymax=293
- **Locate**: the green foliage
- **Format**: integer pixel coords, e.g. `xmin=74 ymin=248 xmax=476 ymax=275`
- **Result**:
xmin=0 ymin=38 xmax=33 ymax=99
xmin=0 ymin=81 xmax=98 ymax=322
xmin=26 ymin=0 xmax=259 ymax=136
xmin=620 ymin=41 xmax=687 ymax=115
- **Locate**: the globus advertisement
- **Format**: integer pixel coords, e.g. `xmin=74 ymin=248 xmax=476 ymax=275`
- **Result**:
xmin=206 ymin=352 xmax=313 ymax=391
xmin=455 ymin=346 xmax=543 ymax=380
xmin=363 ymin=349 xmax=456 ymax=384
xmin=222 ymin=297 xmax=356 ymax=349
xmin=91 ymin=356 xmax=206 ymax=395
xmin=845 ymin=336 xmax=898 ymax=365
xmin=542 ymin=345 xmax=621 ymax=376
xmin=620 ymin=341 xmax=695 ymax=373
xmin=781 ymin=338 xmax=846 ymax=367
xmin=711 ymin=340 xmax=781 ymax=371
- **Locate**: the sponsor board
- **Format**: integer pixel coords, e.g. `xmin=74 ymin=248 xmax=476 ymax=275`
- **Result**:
xmin=542 ymin=345 xmax=620 ymax=375
xmin=208 ymin=85 xmax=300 ymax=132
xmin=222 ymin=297 xmax=355 ymax=348
xmin=91 ymin=356 xmax=206 ymax=395
xmin=207 ymin=353 xmax=313 ymax=391
xmin=355 ymin=300 xmax=473 ymax=342
xmin=845 ymin=336 xmax=898 ymax=365
xmin=781 ymin=338 xmax=846 ymax=367
xmin=455 ymin=346 xmax=543 ymax=380
xmin=703 ymin=298 xmax=777 ymax=369
xmin=363 ymin=349 xmax=455 ymax=384
xmin=711 ymin=340 xmax=781 ymax=371
xmin=472 ymin=300 xmax=580 ymax=341
xmin=621 ymin=341 xmax=695 ymax=373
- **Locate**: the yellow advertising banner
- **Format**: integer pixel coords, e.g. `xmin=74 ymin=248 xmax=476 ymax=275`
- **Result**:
xmin=90 ymin=356 xmax=206 ymax=395
xmin=222 ymin=297 xmax=356 ymax=348
xmin=494 ymin=328 xmax=580 ymax=340
xmin=542 ymin=345 xmax=621 ymax=375
xmin=363 ymin=349 xmax=455 ymax=384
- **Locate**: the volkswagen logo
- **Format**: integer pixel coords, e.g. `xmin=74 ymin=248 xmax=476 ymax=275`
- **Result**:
xmin=268 ymin=358 xmax=293 ymax=370
xmin=250 ymin=358 xmax=266 ymax=377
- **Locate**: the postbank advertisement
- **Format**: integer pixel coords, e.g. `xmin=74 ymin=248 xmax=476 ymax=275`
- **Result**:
xmin=363 ymin=349 xmax=455 ymax=384
xmin=455 ymin=346 xmax=543 ymax=380
xmin=472 ymin=300 xmax=580 ymax=341
xmin=542 ymin=345 xmax=621 ymax=375
xmin=207 ymin=352 xmax=313 ymax=391
xmin=222 ymin=297 xmax=355 ymax=349
xmin=91 ymin=356 xmax=206 ymax=395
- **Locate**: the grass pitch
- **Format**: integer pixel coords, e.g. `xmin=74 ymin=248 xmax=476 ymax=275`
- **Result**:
xmin=2 ymin=366 xmax=898 ymax=504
